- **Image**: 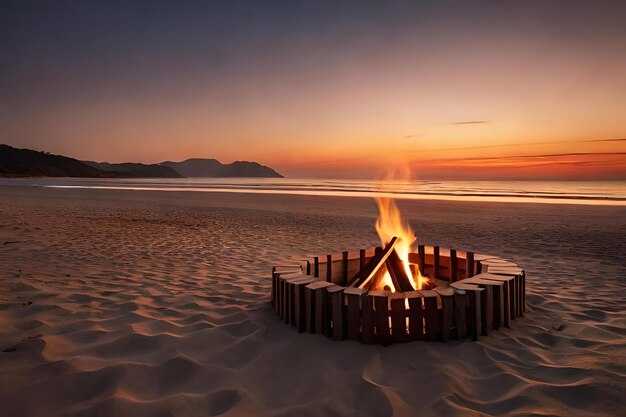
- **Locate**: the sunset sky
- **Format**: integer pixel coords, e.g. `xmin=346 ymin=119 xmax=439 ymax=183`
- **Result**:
xmin=1 ymin=1 xmax=625 ymax=180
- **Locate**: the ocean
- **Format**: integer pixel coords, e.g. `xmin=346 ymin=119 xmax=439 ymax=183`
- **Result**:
xmin=1 ymin=177 xmax=625 ymax=206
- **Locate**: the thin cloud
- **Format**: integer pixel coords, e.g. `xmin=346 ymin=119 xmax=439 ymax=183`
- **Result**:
xmin=421 ymin=152 xmax=626 ymax=163
xmin=588 ymin=138 xmax=626 ymax=143
xmin=448 ymin=120 xmax=489 ymax=125
xmin=411 ymin=138 xmax=626 ymax=152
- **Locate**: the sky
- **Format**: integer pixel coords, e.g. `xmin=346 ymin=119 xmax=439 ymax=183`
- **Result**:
xmin=1 ymin=0 xmax=625 ymax=180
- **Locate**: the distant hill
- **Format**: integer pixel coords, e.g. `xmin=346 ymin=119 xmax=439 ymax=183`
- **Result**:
xmin=0 ymin=144 xmax=123 ymax=178
xmin=161 ymin=158 xmax=284 ymax=178
xmin=0 ymin=144 xmax=284 ymax=178
xmin=83 ymin=161 xmax=182 ymax=178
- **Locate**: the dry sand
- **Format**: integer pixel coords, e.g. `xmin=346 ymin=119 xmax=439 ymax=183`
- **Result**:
xmin=0 ymin=185 xmax=625 ymax=417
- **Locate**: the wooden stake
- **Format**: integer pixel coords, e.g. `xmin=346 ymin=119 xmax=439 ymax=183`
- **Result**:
xmin=342 ymin=251 xmax=349 ymax=285
xmin=326 ymin=254 xmax=332 ymax=282
xmin=314 ymin=256 xmax=319 ymax=278
xmin=450 ymin=249 xmax=458 ymax=283
xmin=418 ymin=244 xmax=425 ymax=276
xmin=433 ymin=246 xmax=440 ymax=279
xmin=466 ymin=252 xmax=475 ymax=278
xmin=359 ymin=249 xmax=366 ymax=271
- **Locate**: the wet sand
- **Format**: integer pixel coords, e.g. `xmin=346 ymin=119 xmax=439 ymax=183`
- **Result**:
xmin=0 ymin=185 xmax=625 ymax=417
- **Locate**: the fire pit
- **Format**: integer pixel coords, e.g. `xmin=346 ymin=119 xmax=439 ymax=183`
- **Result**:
xmin=270 ymin=197 xmax=526 ymax=344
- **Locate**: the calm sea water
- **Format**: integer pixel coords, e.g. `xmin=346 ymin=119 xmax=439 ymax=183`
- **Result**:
xmin=1 ymin=178 xmax=625 ymax=206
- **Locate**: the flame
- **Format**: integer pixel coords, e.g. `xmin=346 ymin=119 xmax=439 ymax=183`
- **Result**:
xmin=374 ymin=197 xmax=428 ymax=291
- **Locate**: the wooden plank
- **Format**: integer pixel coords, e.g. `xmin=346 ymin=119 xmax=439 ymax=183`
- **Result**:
xmin=463 ymin=277 xmax=503 ymax=333
xmin=370 ymin=290 xmax=391 ymax=344
xmin=362 ymin=293 xmax=375 ymax=344
xmin=284 ymin=278 xmax=292 ymax=324
xmin=481 ymin=258 xmax=518 ymax=268
xmin=305 ymin=281 xmax=334 ymax=334
xmin=305 ymin=284 xmax=314 ymax=333
xmin=452 ymin=282 xmax=483 ymax=340
xmin=422 ymin=290 xmax=440 ymax=341
xmin=484 ymin=266 xmax=524 ymax=318
xmin=345 ymin=287 xmax=367 ymax=341
xmin=327 ymin=285 xmax=344 ymax=340
xmin=453 ymin=289 xmax=467 ymax=340
xmin=350 ymin=237 xmax=398 ymax=288
xmin=406 ymin=291 xmax=424 ymax=340
xmin=279 ymin=276 xmax=285 ymax=320
xmin=390 ymin=292 xmax=407 ymax=342
xmin=434 ymin=286 xmax=454 ymax=342
xmin=279 ymin=272 xmax=302 ymax=323
xmin=294 ymin=276 xmax=316 ymax=332
xmin=385 ymin=249 xmax=415 ymax=292
xmin=476 ymin=273 xmax=514 ymax=328
xmin=450 ymin=249 xmax=458 ymax=283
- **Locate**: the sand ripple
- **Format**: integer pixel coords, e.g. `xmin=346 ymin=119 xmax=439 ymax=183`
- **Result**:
xmin=1 ymin=187 xmax=625 ymax=416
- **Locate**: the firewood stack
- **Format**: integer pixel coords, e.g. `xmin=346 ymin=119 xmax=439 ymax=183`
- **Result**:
xmin=271 ymin=238 xmax=525 ymax=345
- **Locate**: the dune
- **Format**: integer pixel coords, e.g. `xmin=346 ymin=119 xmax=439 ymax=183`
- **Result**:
xmin=0 ymin=185 xmax=624 ymax=416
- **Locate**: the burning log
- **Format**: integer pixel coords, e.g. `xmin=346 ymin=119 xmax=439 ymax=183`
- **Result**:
xmin=348 ymin=237 xmax=398 ymax=288
xmin=385 ymin=249 xmax=415 ymax=292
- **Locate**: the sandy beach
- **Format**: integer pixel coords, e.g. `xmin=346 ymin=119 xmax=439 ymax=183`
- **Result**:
xmin=0 ymin=185 xmax=624 ymax=417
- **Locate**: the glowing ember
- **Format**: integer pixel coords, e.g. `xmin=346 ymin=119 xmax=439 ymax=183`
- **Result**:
xmin=374 ymin=197 xmax=429 ymax=291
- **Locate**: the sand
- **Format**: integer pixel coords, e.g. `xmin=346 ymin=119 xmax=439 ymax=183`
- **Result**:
xmin=0 ymin=185 xmax=625 ymax=417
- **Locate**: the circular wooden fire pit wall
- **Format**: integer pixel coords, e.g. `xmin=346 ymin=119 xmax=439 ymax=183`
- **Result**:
xmin=271 ymin=245 xmax=525 ymax=344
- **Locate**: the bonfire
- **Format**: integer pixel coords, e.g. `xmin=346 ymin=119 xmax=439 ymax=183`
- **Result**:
xmin=271 ymin=195 xmax=526 ymax=344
